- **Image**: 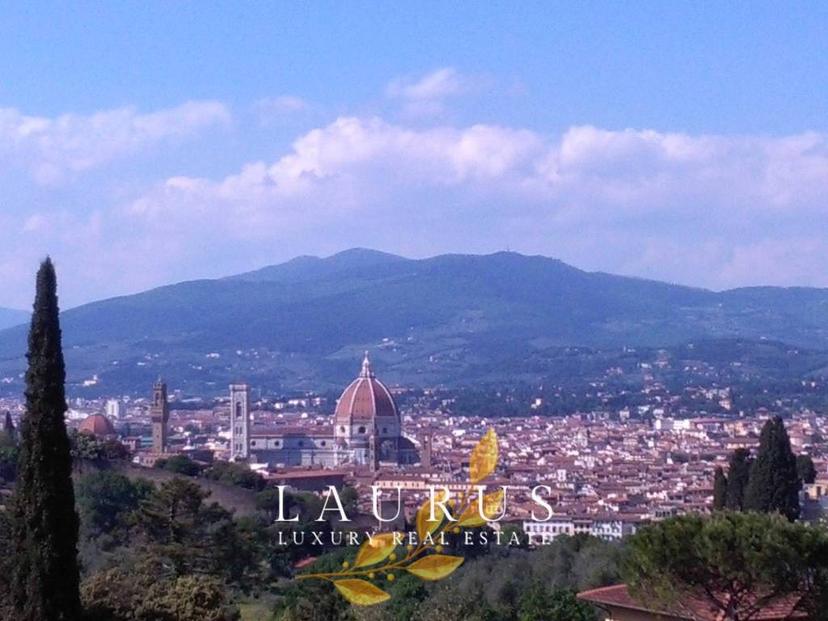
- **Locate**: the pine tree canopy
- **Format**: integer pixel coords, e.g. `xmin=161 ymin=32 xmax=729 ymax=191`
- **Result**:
xmin=625 ymin=512 xmax=828 ymax=619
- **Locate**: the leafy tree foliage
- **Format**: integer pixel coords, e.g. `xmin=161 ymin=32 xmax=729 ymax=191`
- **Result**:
xmin=624 ymin=512 xmax=828 ymax=621
xmin=326 ymin=535 xmax=616 ymax=621
xmin=0 ymin=511 xmax=14 ymax=618
xmin=376 ymin=574 xmax=429 ymax=621
xmin=150 ymin=575 xmax=241 ymax=621
xmin=77 ymin=475 xmax=267 ymax=616
xmin=0 ymin=410 xmax=18 ymax=483
xmin=518 ymin=584 xmax=594 ymax=621
xmin=278 ymin=550 xmax=357 ymax=621
xmin=339 ymin=485 xmax=359 ymax=515
xmin=500 ymin=524 xmax=529 ymax=549
xmin=2 ymin=411 xmax=15 ymax=438
xmin=259 ymin=534 xmax=619 ymax=621
xmin=9 ymin=258 xmax=82 ymax=620
xmin=70 ymin=430 xmax=129 ymax=462
xmin=278 ymin=580 xmax=355 ymax=621
xmin=154 ymin=454 xmax=203 ymax=476
xmin=0 ymin=442 xmax=18 ymax=483
xmin=82 ymin=562 xmax=240 ymax=621
xmin=256 ymin=486 xmax=295 ymax=517
xmin=203 ymin=461 xmax=265 ymax=490
xmin=135 ymin=477 xmax=258 ymax=584
xmin=76 ymin=471 xmax=153 ymax=548
xmin=744 ymin=416 xmax=801 ymax=520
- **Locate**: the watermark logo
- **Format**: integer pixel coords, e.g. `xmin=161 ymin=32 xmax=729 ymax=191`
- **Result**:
xmin=297 ymin=428 xmax=501 ymax=606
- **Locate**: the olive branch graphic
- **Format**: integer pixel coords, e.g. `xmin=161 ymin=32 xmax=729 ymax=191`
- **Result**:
xmin=296 ymin=428 xmax=501 ymax=606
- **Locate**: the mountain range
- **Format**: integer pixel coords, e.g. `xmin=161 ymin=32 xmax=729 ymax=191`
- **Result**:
xmin=0 ymin=248 xmax=826 ymax=395
xmin=0 ymin=307 xmax=28 ymax=331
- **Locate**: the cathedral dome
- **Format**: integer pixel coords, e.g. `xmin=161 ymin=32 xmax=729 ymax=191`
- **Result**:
xmin=79 ymin=413 xmax=116 ymax=437
xmin=334 ymin=353 xmax=398 ymax=425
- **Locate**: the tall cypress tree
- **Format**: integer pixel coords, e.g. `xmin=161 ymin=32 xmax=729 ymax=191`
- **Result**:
xmin=712 ymin=466 xmax=727 ymax=510
xmin=3 ymin=411 xmax=15 ymax=439
xmin=724 ymin=448 xmax=752 ymax=511
xmin=10 ymin=258 xmax=81 ymax=620
xmin=744 ymin=416 xmax=800 ymax=521
xmin=797 ymin=454 xmax=817 ymax=485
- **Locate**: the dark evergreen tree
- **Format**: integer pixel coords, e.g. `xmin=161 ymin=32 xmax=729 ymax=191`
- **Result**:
xmin=2 ymin=411 xmax=15 ymax=441
xmin=744 ymin=416 xmax=801 ymax=521
xmin=712 ymin=466 xmax=727 ymax=510
xmin=136 ymin=477 xmax=257 ymax=584
xmin=797 ymin=454 xmax=817 ymax=485
xmin=9 ymin=258 xmax=81 ymax=620
xmin=725 ymin=448 xmax=752 ymax=511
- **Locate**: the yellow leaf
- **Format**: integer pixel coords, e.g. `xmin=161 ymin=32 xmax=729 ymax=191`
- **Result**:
xmin=416 ymin=490 xmax=448 ymax=541
xmin=469 ymin=428 xmax=498 ymax=484
xmin=457 ymin=489 xmax=505 ymax=527
xmin=333 ymin=579 xmax=391 ymax=606
xmin=354 ymin=532 xmax=398 ymax=568
xmin=406 ymin=554 xmax=464 ymax=581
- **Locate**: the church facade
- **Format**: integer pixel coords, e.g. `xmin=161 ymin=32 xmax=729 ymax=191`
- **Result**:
xmin=229 ymin=354 xmax=417 ymax=468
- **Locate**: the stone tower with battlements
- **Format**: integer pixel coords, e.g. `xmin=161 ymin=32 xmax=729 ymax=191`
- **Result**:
xmin=421 ymin=433 xmax=433 ymax=469
xmin=229 ymin=383 xmax=250 ymax=460
xmin=151 ymin=379 xmax=169 ymax=454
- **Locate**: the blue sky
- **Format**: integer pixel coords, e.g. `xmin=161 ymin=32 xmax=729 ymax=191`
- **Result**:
xmin=1 ymin=2 xmax=828 ymax=307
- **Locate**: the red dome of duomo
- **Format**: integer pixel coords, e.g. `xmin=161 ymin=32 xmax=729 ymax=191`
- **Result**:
xmin=334 ymin=353 xmax=398 ymax=424
xmin=79 ymin=414 xmax=116 ymax=437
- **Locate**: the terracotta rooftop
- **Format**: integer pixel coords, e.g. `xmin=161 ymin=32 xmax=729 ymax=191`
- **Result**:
xmin=78 ymin=413 xmax=116 ymax=437
xmin=578 ymin=584 xmax=808 ymax=620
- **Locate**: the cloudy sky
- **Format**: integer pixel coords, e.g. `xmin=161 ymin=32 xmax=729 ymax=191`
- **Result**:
xmin=2 ymin=2 xmax=828 ymax=308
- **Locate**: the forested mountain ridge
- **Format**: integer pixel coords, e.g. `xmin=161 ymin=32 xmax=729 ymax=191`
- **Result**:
xmin=0 ymin=249 xmax=826 ymax=394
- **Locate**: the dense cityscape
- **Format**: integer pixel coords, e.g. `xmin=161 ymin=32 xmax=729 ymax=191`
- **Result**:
xmin=3 ymin=351 xmax=825 ymax=537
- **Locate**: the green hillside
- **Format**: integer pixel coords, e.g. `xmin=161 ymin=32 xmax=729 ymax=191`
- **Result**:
xmin=0 ymin=249 xmax=826 ymax=395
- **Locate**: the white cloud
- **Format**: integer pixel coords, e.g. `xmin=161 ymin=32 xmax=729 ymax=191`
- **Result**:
xmin=255 ymin=95 xmax=307 ymax=113
xmin=0 ymin=100 xmax=231 ymax=183
xmin=386 ymin=68 xmax=484 ymax=117
xmin=387 ymin=67 xmax=469 ymax=100
xmin=124 ymin=116 xmax=828 ymax=291
xmin=131 ymin=116 xmax=828 ymax=220
xmin=5 ymin=111 xmax=828 ymax=307
xmin=253 ymin=96 xmax=309 ymax=125
xmin=128 ymin=117 xmax=544 ymax=227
